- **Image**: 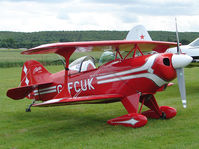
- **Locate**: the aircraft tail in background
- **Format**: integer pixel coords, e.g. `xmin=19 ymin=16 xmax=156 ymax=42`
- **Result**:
xmin=126 ymin=25 xmax=152 ymax=41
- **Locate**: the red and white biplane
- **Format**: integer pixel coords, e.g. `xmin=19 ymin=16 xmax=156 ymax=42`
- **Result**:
xmin=7 ymin=39 xmax=192 ymax=128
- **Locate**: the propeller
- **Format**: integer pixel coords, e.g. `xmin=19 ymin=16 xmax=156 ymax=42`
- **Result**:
xmin=173 ymin=18 xmax=192 ymax=108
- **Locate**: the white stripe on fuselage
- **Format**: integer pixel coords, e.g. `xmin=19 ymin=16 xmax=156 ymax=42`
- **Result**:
xmin=34 ymin=86 xmax=57 ymax=96
xmin=97 ymin=73 xmax=166 ymax=87
xmin=96 ymin=54 xmax=158 ymax=80
xmin=34 ymin=89 xmax=57 ymax=96
xmin=96 ymin=54 xmax=167 ymax=87
xmin=34 ymin=86 xmax=56 ymax=93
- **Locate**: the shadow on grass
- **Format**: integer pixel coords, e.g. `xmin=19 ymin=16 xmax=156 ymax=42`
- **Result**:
xmin=6 ymin=104 xmax=127 ymax=138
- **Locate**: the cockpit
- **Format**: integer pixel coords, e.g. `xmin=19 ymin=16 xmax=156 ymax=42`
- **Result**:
xmin=68 ymin=48 xmax=156 ymax=74
xmin=69 ymin=56 xmax=96 ymax=74
xmin=189 ymin=38 xmax=199 ymax=47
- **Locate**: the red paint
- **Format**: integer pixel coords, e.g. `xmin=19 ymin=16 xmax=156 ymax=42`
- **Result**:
xmin=159 ymin=106 xmax=177 ymax=119
xmin=7 ymin=40 xmax=180 ymax=128
xmin=140 ymin=35 xmax=145 ymax=39
xmin=107 ymin=113 xmax=147 ymax=128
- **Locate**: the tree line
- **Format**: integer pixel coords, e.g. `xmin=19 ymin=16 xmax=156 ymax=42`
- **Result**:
xmin=0 ymin=30 xmax=199 ymax=49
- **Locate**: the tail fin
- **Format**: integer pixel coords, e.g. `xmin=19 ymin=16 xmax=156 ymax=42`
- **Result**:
xmin=7 ymin=60 xmax=53 ymax=100
xmin=126 ymin=25 xmax=152 ymax=41
xmin=21 ymin=60 xmax=51 ymax=86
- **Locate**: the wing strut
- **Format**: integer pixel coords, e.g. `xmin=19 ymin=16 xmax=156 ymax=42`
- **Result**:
xmin=55 ymin=48 xmax=75 ymax=98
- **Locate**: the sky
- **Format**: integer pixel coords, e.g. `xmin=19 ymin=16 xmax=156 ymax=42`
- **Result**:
xmin=0 ymin=0 xmax=199 ymax=32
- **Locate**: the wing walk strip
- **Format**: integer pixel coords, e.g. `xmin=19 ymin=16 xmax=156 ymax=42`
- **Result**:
xmin=34 ymin=86 xmax=57 ymax=96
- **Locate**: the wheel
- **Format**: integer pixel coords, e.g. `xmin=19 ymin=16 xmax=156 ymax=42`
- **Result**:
xmin=26 ymin=108 xmax=31 ymax=112
xmin=161 ymin=112 xmax=166 ymax=119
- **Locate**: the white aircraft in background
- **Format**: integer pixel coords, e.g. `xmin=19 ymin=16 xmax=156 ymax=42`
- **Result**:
xmin=167 ymin=38 xmax=199 ymax=62
xmin=127 ymin=25 xmax=199 ymax=62
xmin=126 ymin=25 xmax=152 ymax=41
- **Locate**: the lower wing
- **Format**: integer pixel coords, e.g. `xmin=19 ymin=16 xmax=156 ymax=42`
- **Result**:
xmin=33 ymin=94 xmax=123 ymax=107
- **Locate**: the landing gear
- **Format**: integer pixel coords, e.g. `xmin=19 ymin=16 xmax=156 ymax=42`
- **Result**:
xmin=107 ymin=113 xmax=147 ymax=128
xmin=25 ymin=108 xmax=31 ymax=112
xmin=142 ymin=106 xmax=177 ymax=119
xmin=26 ymin=100 xmax=36 ymax=112
xmin=139 ymin=94 xmax=177 ymax=119
xmin=159 ymin=106 xmax=177 ymax=119
xmin=107 ymin=94 xmax=177 ymax=128
xmin=160 ymin=112 xmax=166 ymax=119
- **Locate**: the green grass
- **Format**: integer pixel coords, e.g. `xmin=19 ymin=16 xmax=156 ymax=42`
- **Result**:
xmin=1 ymin=66 xmax=199 ymax=149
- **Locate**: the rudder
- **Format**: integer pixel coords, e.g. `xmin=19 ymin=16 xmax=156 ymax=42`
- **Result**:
xmin=7 ymin=60 xmax=53 ymax=100
xmin=21 ymin=60 xmax=51 ymax=87
xmin=126 ymin=25 xmax=152 ymax=41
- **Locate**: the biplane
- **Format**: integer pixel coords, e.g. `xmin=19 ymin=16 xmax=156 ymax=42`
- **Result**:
xmin=7 ymin=39 xmax=192 ymax=128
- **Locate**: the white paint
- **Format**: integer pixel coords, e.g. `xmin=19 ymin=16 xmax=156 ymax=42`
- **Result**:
xmin=25 ymin=78 xmax=29 ymax=85
xmin=80 ymin=80 xmax=87 ymax=91
xmin=68 ymin=82 xmax=73 ymax=94
xmin=97 ymin=73 xmax=166 ymax=87
xmin=113 ymin=118 xmax=138 ymax=126
xmin=126 ymin=25 xmax=152 ymax=41
xmin=74 ymin=81 xmax=80 ymax=92
xmin=33 ymin=66 xmax=42 ymax=74
xmin=166 ymin=38 xmax=199 ymax=58
xmin=96 ymin=54 xmax=158 ymax=80
xmin=88 ymin=78 xmax=95 ymax=90
xmin=34 ymin=86 xmax=56 ymax=93
xmin=33 ymin=86 xmax=58 ymax=96
xmin=182 ymin=99 xmax=186 ymax=104
xmin=172 ymin=54 xmax=193 ymax=69
xmin=57 ymin=85 xmax=63 ymax=93
xmin=68 ymin=78 xmax=95 ymax=93
xmin=34 ymin=89 xmax=57 ymax=96
xmin=96 ymin=54 xmax=167 ymax=87
xmin=23 ymin=65 xmax=27 ymax=74
xmin=41 ymin=98 xmax=62 ymax=104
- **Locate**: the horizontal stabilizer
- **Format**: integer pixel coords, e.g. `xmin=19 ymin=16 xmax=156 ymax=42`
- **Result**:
xmin=33 ymin=94 xmax=123 ymax=107
xmin=7 ymin=82 xmax=53 ymax=100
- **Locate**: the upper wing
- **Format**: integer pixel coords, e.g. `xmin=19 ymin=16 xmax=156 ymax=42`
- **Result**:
xmin=33 ymin=94 xmax=123 ymax=107
xmin=21 ymin=40 xmax=178 ymax=55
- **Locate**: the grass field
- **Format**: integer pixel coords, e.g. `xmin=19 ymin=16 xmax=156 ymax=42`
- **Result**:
xmin=1 ymin=64 xmax=199 ymax=148
xmin=0 ymin=49 xmax=103 ymax=67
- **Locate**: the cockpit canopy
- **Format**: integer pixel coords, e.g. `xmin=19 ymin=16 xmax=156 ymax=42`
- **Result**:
xmin=99 ymin=51 xmax=115 ymax=65
xmin=69 ymin=56 xmax=96 ymax=73
xmin=189 ymin=38 xmax=199 ymax=47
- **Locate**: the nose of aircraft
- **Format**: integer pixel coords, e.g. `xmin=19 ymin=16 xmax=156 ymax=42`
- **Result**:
xmin=172 ymin=54 xmax=193 ymax=69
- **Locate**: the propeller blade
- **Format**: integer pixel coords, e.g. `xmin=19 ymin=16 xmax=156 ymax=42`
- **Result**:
xmin=176 ymin=68 xmax=187 ymax=108
xmin=174 ymin=18 xmax=192 ymax=108
xmin=175 ymin=18 xmax=180 ymax=54
xmin=172 ymin=54 xmax=192 ymax=108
